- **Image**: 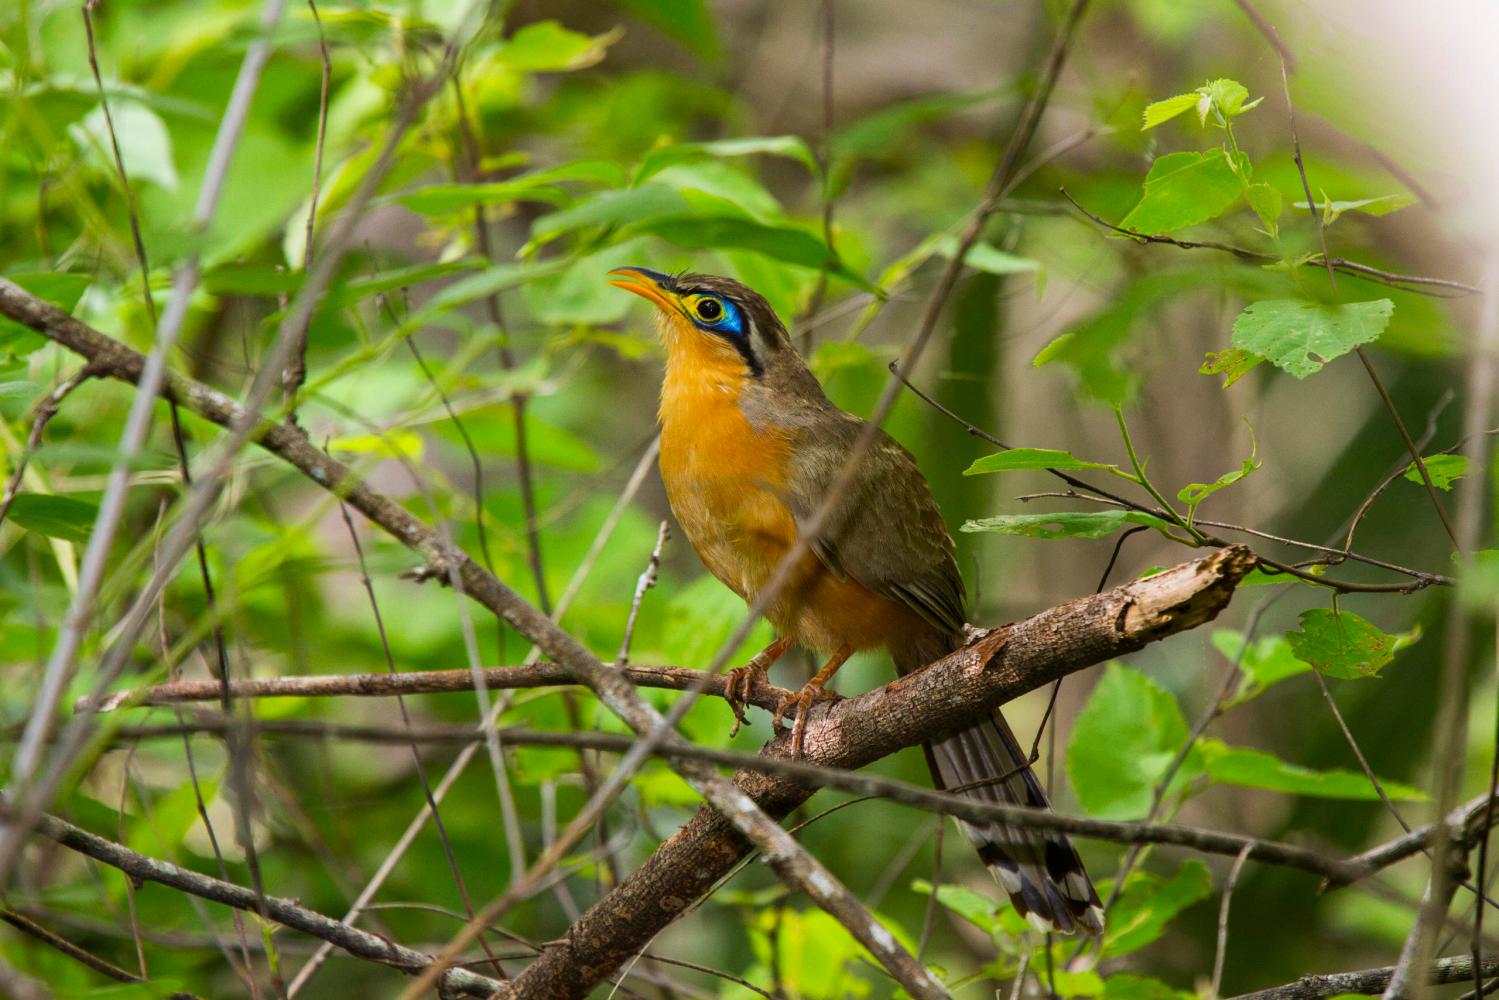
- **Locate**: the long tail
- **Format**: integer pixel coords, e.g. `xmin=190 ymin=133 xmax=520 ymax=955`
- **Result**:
xmin=895 ymin=639 xmax=1103 ymax=935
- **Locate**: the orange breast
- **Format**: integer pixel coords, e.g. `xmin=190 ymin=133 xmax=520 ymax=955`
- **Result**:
xmin=658 ymin=367 xmax=922 ymax=655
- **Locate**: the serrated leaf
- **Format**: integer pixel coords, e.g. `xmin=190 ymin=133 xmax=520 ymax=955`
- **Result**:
xmin=1287 ymin=608 xmax=1399 ymax=679
xmin=6 ymin=493 xmax=98 ymax=542
xmin=1068 ymin=664 xmax=1200 ymax=819
xmin=1293 ymin=192 xmax=1416 ymax=225
xmin=1195 ymin=78 xmax=1258 ymax=122
xmin=1101 ymin=860 xmax=1212 ymax=956
xmin=1119 ymin=149 xmax=1249 ymax=234
xmin=1200 ymin=348 xmax=1262 ymax=387
xmin=1231 ymin=298 xmax=1394 ymax=379
xmin=1198 ymin=739 xmax=1426 ymax=801
xmin=1141 ymin=93 xmax=1198 ymax=129
xmin=963 ymin=447 xmax=1118 ymax=475
xmin=1402 ymin=453 xmax=1468 ymax=491
xmin=961 ymin=509 xmax=1176 ymax=541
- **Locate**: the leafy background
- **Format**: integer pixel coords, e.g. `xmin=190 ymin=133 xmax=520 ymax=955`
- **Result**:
xmin=1 ymin=0 xmax=1496 ymax=996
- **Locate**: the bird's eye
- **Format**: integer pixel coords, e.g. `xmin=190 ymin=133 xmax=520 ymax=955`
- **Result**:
xmin=695 ymin=297 xmax=723 ymax=322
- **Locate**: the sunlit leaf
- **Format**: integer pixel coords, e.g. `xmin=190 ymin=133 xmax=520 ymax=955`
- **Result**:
xmin=1118 ymin=149 xmax=1249 ymax=234
xmin=397 ymin=161 xmax=626 ymax=215
xmin=72 ymin=100 xmax=179 ymax=190
xmin=1231 ymin=298 xmax=1394 ymax=379
xmin=1141 ymin=92 xmax=1198 ymax=130
xmin=637 ymin=135 xmax=818 ymax=182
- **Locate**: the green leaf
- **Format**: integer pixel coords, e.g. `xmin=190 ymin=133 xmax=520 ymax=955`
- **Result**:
xmin=637 ymin=135 xmax=818 ymax=183
xmin=0 ymin=380 xmax=39 ymax=399
xmin=73 ymin=100 xmax=179 ymax=190
xmin=961 ymin=509 xmax=1176 ymax=541
xmin=1194 ymin=78 xmax=1260 ymax=123
xmin=496 ymin=21 xmax=619 ymax=73
xmin=1141 ymin=92 xmax=1199 ymax=130
xmin=529 ymin=184 xmax=689 ymax=245
xmin=926 ymin=233 xmax=1042 ymax=276
xmin=1294 ymin=192 xmax=1417 ymax=225
xmin=1200 ymin=348 xmax=1262 ymax=387
xmin=1177 ymin=425 xmax=1259 ymax=509
xmin=636 ymin=216 xmax=837 ymax=273
xmin=1198 ymin=739 xmax=1426 ymax=801
xmin=963 ymin=447 xmax=1118 ymax=475
xmin=1231 ymin=298 xmax=1394 ymax=378
xmin=6 ymin=493 xmax=99 ymax=542
xmin=397 ymin=160 xmax=625 ymax=215
xmin=1459 ymin=550 xmax=1499 ymax=611
xmin=1286 ymin=608 xmax=1400 ymax=679
xmin=1245 ymin=182 xmax=1283 ymax=235
xmin=1101 ymin=861 xmax=1212 ymax=957
xmin=1105 ymin=974 xmax=1195 ymax=1000
xmin=911 ymin=879 xmax=1003 ymax=936
xmin=1068 ymin=664 xmax=1199 ymax=819
xmin=1118 ymin=149 xmax=1250 ymax=234
xmin=611 ymin=0 xmax=721 ymax=60
xmin=1402 ymin=453 xmax=1468 ymax=491
xmin=1212 ymin=630 xmax=1310 ymax=703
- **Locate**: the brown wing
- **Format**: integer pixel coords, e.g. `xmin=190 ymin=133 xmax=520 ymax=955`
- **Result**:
xmin=786 ymin=410 xmax=967 ymax=638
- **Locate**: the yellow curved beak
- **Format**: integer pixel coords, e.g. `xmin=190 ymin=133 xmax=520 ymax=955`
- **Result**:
xmin=607 ymin=266 xmax=680 ymax=314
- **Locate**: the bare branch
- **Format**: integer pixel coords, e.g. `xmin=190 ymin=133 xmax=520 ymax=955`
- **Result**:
xmin=1228 ymin=955 xmax=1499 ymax=1000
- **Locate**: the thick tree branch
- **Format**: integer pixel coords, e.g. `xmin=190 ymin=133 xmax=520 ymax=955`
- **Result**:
xmin=498 ymin=544 xmax=1255 ymax=999
xmin=0 ymin=279 xmax=946 ymax=1000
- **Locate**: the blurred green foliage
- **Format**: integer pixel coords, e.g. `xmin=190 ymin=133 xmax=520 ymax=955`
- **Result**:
xmin=0 ymin=0 xmax=1494 ymax=996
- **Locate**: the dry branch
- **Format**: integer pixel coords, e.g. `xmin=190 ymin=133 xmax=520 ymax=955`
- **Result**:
xmin=0 ymin=279 xmax=946 ymax=1000
xmin=1226 ymin=955 xmax=1499 ymax=1000
xmin=30 ymin=812 xmax=502 ymax=998
xmin=498 ymin=544 xmax=1255 ymax=998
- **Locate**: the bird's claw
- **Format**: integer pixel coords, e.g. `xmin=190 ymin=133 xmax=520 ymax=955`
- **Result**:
xmin=724 ymin=662 xmax=766 ymax=738
xmin=773 ymin=682 xmax=836 ymax=756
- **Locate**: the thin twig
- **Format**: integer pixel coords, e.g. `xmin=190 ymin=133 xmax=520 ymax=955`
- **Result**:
xmin=616 ymin=521 xmax=669 ymax=667
xmin=1058 ymin=187 xmax=1479 ymax=298
xmin=280 ymin=0 xmax=330 ymax=411
xmin=1213 ymin=843 xmax=1255 ymax=997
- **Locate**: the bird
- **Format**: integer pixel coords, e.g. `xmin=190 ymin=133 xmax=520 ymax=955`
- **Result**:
xmin=607 ymin=265 xmax=1104 ymax=936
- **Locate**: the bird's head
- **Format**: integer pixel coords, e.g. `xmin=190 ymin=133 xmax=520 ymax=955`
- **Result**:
xmin=607 ymin=266 xmax=789 ymax=380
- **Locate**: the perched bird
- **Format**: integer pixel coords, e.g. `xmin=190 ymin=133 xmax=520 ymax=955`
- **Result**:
xmin=608 ymin=266 xmax=1104 ymax=935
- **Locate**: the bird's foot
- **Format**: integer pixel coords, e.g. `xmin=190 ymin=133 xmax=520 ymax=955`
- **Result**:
xmin=773 ymin=681 xmax=838 ymax=756
xmin=724 ymin=662 xmax=769 ymax=738
xmin=724 ymin=636 xmax=795 ymax=737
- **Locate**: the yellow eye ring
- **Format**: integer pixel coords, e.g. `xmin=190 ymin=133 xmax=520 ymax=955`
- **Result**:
xmin=691 ymin=296 xmax=723 ymax=323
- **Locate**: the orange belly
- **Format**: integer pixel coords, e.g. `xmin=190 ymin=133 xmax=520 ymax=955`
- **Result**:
xmin=658 ymin=375 xmax=918 ymax=654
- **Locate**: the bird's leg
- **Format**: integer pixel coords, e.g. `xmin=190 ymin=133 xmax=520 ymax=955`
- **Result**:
xmin=725 ymin=634 xmax=795 ymax=736
xmin=775 ymin=643 xmax=853 ymax=756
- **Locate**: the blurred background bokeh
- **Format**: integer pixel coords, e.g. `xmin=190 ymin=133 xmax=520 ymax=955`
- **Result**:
xmin=1 ymin=0 xmax=1496 ymax=995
